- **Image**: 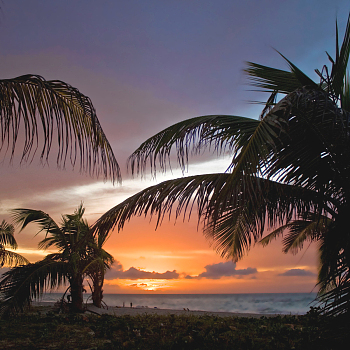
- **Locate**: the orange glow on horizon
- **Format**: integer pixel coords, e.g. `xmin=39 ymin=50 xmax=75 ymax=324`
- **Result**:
xmin=14 ymin=207 xmax=319 ymax=295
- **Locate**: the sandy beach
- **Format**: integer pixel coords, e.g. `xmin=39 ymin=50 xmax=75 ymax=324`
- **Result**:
xmin=32 ymin=302 xmax=274 ymax=318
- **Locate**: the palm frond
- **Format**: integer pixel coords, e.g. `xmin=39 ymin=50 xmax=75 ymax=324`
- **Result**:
xmin=0 ymin=250 xmax=29 ymax=267
xmin=260 ymin=225 xmax=289 ymax=247
xmin=0 ymin=75 xmax=121 ymax=182
xmin=197 ymin=88 xmax=340 ymax=223
xmin=94 ymin=173 xmax=238 ymax=236
xmin=281 ymin=218 xmax=327 ymax=254
xmin=128 ymin=115 xmax=260 ymax=175
xmin=0 ymin=259 xmax=68 ymax=316
xmin=330 ymin=13 xmax=350 ymax=98
xmin=244 ymin=62 xmax=307 ymax=94
xmin=0 ymin=220 xmax=17 ymax=249
xmin=317 ymin=245 xmax=350 ymax=316
xmin=341 ymin=72 xmax=350 ymax=110
xmin=94 ymin=172 xmax=321 ymax=261
xmin=11 ymin=208 xmax=61 ymax=236
xmin=203 ymin=178 xmax=323 ymax=260
xmin=277 ymin=52 xmax=318 ymax=88
xmin=93 ymin=174 xmax=196 ymax=236
xmin=204 ymin=206 xmax=255 ymax=261
xmin=260 ymin=216 xmax=328 ymax=254
xmin=260 ymin=87 xmax=349 ymax=198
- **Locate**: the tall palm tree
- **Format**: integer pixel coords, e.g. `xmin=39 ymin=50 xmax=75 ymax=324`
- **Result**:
xmin=0 ymin=75 xmax=121 ymax=182
xmin=0 ymin=220 xmax=29 ymax=267
xmin=0 ymin=205 xmax=113 ymax=315
xmin=94 ymin=15 xmax=350 ymax=316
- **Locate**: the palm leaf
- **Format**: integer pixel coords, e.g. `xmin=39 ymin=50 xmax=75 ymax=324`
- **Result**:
xmin=93 ymin=172 xmax=321 ymax=261
xmin=244 ymin=62 xmax=307 ymax=94
xmin=330 ymin=14 xmax=350 ymax=98
xmin=265 ymin=87 xmax=350 ymax=195
xmin=0 ymin=220 xmax=17 ymax=249
xmin=0 ymin=250 xmax=29 ymax=267
xmin=277 ymin=52 xmax=318 ymax=89
xmin=260 ymin=215 xmax=329 ymax=254
xmin=11 ymin=209 xmax=61 ymax=238
xmin=128 ymin=115 xmax=260 ymax=175
xmin=94 ymin=173 xmax=231 ymax=235
xmin=341 ymin=72 xmax=350 ymax=110
xmin=203 ymin=178 xmax=324 ymax=260
xmin=0 ymin=258 xmax=68 ymax=316
xmin=0 ymin=75 xmax=121 ymax=182
xmin=281 ymin=219 xmax=327 ymax=254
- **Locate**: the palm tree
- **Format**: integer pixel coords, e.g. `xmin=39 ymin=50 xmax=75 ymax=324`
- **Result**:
xmin=94 ymin=15 xmax=350 ymax=316
xmin=0 ymin=75 xmax=121 ymax=182
xmin=0 ymin=220 xmax=29 ymax=267
xmin=0 ymin=205 xmax=113 ymax=315
xmin=85 ymin=232 xmax=114 ymax=308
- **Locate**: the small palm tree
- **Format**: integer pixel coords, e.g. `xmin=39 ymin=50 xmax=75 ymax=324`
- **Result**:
xmin=0 ymin=220 xmax=29 ymax=267
xmin=94 ymin=15 xmax=350 ymax=316
xmin=0 ymin=205 xmax=113 ymax=315
xmin=85 ymin=233 xmax=114 ymax=308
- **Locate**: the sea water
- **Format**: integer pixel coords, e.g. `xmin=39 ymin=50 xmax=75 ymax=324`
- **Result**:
xmin=40 ymin=293 xmax=317 ymax=315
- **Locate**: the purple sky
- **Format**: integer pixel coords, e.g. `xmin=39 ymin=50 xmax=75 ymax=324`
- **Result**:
xmin=1 ymin=0 xmax=349 ymax=293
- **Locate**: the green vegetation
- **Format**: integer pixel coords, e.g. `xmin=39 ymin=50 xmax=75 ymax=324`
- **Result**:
xmin=0 ymin=205 xmax=114 ymax=315
xmin=94 ymin=16 xmax=350 ymax=316
xmin=0 ymin=308 xmax=347 ymax=349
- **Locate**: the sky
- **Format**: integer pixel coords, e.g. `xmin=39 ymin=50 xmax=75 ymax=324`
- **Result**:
xmin=0 ymin=0 xmax=349 ymax=294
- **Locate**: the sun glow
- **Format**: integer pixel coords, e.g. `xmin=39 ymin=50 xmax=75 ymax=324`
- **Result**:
xmin=106 ymin=279 xmax=177 ymax=292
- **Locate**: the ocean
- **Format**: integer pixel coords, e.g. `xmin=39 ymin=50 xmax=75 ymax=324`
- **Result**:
xmin=40 ymin=293 xmax=317 ymax=315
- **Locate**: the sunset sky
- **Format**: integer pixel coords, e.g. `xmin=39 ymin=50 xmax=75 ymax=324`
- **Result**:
xmin=1 ymin=0 xmax=349 ymax=294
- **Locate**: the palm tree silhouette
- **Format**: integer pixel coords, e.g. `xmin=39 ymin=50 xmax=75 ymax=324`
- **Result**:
xmin=94 ymin=15 xmax=350 ymax=316
xmin=85 ymin=232 xmax=114 ymax=308
xmin=0 ymin=204 xmax=113 ymax=315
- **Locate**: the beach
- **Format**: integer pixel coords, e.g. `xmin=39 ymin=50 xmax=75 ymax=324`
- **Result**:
xmin=32 ymin=302 xmax=274 ymax=318
xmin=37 ymin=292 xmax=316 ymax=315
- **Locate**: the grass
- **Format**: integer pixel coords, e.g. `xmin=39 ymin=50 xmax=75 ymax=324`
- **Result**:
xmin=0 ymin=308 xmax=348 ymax=349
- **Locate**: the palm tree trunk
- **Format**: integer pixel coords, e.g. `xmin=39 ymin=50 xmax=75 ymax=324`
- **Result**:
xmin=92 ymin=283 xmax=103 ymax=308
xmin=69 ymin=275 xmax=84 ymax=312
xmin=91 ymin=271 xmax=104 ymax=308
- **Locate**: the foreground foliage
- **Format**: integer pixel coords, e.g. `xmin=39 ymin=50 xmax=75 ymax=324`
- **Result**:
xmin=0 ymin=309 xmax=347 ymax=350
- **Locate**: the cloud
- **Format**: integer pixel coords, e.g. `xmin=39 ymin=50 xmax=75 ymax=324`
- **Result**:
xmin=186 ymin=262 xmax=257 ymax=279
xmin=278 ymin=269 xmax=316 ymax=277
xmin=105 ymin=261 xmax=179 ymax=280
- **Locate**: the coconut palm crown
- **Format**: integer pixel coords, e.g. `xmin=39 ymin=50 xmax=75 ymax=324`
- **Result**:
xmin=94 ymin=15 xmax=350 ymax=316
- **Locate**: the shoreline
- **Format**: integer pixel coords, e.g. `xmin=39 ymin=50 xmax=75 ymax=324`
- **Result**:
xmin=32 ymin=302 xmax=280 ymax=318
